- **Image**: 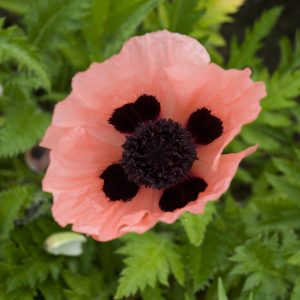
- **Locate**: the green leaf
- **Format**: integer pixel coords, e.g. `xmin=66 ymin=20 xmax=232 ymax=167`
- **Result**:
xmin=25 ymin=0 xmax=91 ymax=50
xmin=161 ymin=0 xmax=200 ymax=33
xmin=218 ymin=278 xmax=228 ymax=300
xmin=100 ymin=0 xmax=158 ymax=59
xmin=278 ymin=31 xmax=300 ymax=73
xmin=0 ymin=24 xmax=50 ymax=89
xmin=262 ymin=70 xmax=300 ymax=110
xmin=39 ymin=280 xmax=63 ymax=300
xmin=196 ymin=0 xmax=244 ymax=28
xmin=4 ymin=288 xmax=36 ymax=300
xmin=180 ymin=202 xmax=216 ymax=246
xmin=272 ymin=157 xmax=300 ymax=183
xmin=0 ymin=100 xmax=50 ymax=158
xmin=63 ymin=270 xmax=109 ymax=300
xmin=187 ymin=226 xmax=229 ymax=292
xmin=6 ymin=256 xmax=62 ymax=292
xmin=0 ymin=0 xmax=29 ymax=14
xmin=257 ymin=111 xmax=292 ymax=128
xmin=291 ymin=276 xmax=300 ymax=300
xmin=228 ymin=6 xmax=282 ymax=68
xmin=115 ymin=232 xmax=184 ymax=299
xmin=266 ymin=173 xmax=300 ymax=201
xmin=141 ymin=286 xmax=165 ymax=300
xmin=287 ymin=251 xmax=300 ymax=266
xmin=241 ymin=126 xmax=281 ymax=151
xmin=0 ymin=187 xmax=30 ymax=240
xmin=230 ymin=233 xmax=297 ymax=300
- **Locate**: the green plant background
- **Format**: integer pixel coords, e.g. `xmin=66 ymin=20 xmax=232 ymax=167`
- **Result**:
xmin=0 ymin=0 xmax=299 ymax=299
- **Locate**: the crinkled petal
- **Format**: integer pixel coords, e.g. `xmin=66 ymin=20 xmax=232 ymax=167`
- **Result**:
xmin=43 ymin=127 xmax=121 ymax=193
xmin=167 ymin=63 xmax=266 ymax=168
xmin=72 ymin=31 xmax=210 ymax=121
xmin=72 ymin=187 xmax=162 ymax=241
xmin=58 ymin=147 xmax=256 ymax=241
xmin=159 ymin=145 xmax=258 ymax=224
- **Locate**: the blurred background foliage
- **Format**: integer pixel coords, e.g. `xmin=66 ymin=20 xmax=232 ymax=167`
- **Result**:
xmin=0 ymin=0 xmax=299 ymax=299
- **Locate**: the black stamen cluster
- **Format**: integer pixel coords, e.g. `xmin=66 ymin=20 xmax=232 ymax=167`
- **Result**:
xmin=122 ymin=119 xmax=197 ymax=189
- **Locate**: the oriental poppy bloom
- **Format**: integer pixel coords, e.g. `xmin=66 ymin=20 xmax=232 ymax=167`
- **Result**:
xmin=41 ymin=31 xmax=266 ymax=241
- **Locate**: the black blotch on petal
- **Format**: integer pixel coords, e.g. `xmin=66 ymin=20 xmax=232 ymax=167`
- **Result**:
xmin=187 ymin=108 xmax=223 ymax=145
xmin=100 ymin=164 xmax=139 ymax=201
xmin=108 ymin=94 xmax=160 ymax=133
xmin=159 ymin=177 xmax=207 ymax=212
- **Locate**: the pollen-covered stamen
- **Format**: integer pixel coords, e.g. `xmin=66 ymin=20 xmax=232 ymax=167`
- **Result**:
xmin=187 ymin=108 xmax=223 ymax=145
xmin=122 ymin=119 xmax=197 ymax=189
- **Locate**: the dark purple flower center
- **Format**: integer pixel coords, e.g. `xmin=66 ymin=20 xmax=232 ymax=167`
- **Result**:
xmin=101 ymin=94 xmax=224 ymax=211
xmin=121 ymin=119 xmax=197 ymax=189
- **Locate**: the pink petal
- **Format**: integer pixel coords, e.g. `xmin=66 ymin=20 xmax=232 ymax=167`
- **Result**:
xmin=68 ymin=146 xmax=257 ymax=241
xmin=72 ymin=30 xmax=210 ymax=120
xmin=43 ymin=127 xmax=121 ymax=193
xmin=159 ymin=145 xmax=258 ymax=224
xmin=167 ymin=63 xmax=266 ymax=168
xmin=72 ymin=187 xmax=162 ymax=242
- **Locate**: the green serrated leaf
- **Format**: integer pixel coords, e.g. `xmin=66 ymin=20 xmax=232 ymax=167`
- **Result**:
xmin=0 ymin=25 xmax=50 ymax=89
xmin=266 ymin=173 xmax=300 ymax=201
xmin=263 ymin=70 xmax=300 ymax=110
xmin=196 ymin=0 xmax=244 ymax=28
xmin=141 ymin=286 xmax=165 ymax=300
xmin=102 ymin=0 xmax=158 ymax=59
xmin=218 ymin=278 xmax=228 ymax=300
xmin=180 ymin=202 xmax=216 ymax=246
xmin=25 ymin=0 xmax=91 ymax=50
xmin=0 ymin=100 xmax=50 ymax=158
xmin=228 ymin=6 xmax=282 ymax=68
xmin=287 ymin=251 xmax=300 ymax=266
xmin=115 ymin=232 xmax=184 ymax=299
xmin=257 ymin=111 xmax=292 ymax=127
xmin=6 ymin=255 xmax=62 ymax=292
xmin=291 ymin=276 xmax=300 ymax=300
xmin=0 ymin=187 xmax=30 ymax=240
xmin=230 ymin=233 xmax=296 ymax=300
xmin=187 ymin=226 xmax=229 ymax=292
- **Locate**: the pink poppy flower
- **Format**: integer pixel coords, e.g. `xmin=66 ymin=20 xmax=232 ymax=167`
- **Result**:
xmin=41 ymin=30 xmax=266 ymax=242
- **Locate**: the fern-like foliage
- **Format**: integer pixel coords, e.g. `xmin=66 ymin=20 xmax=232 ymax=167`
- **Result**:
xmin=230 ymin=232 xmax=300 ymax=300
xmin=145 ymin=0 xmax=243 ymax=47
xmin=192 ymin=0 xmax=245 ymax=46
xmin=0 ymin=20 xmax=50 ymax=90
xmin=180 ymin=202 xmax=216 ymax=247
xmin=228 ymin=6 xmax=282 ymax=69
xmin=291 ymin=276 xmax=300 ymax=300
xmin=0 ymin=99 xmax=50 ymax=158
xmin=277 ymin=31 xmax=300 ymax=73
xmin=25 ymin=0 xmax=91 ymax=50
xmin=262 ymin=70 xmax=300 ymax=110
xmin=63 ymin=270 xmax=110 ymax=300
xmin=0 ymin=187 xmax=30 ymax=240
xmin=235 ymin=26 xmax=300 ymax=153
xmin=83 ymin=0 xmax=158 ymax=61
xmin=115 ymin=232 xmax=184 ymax=299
